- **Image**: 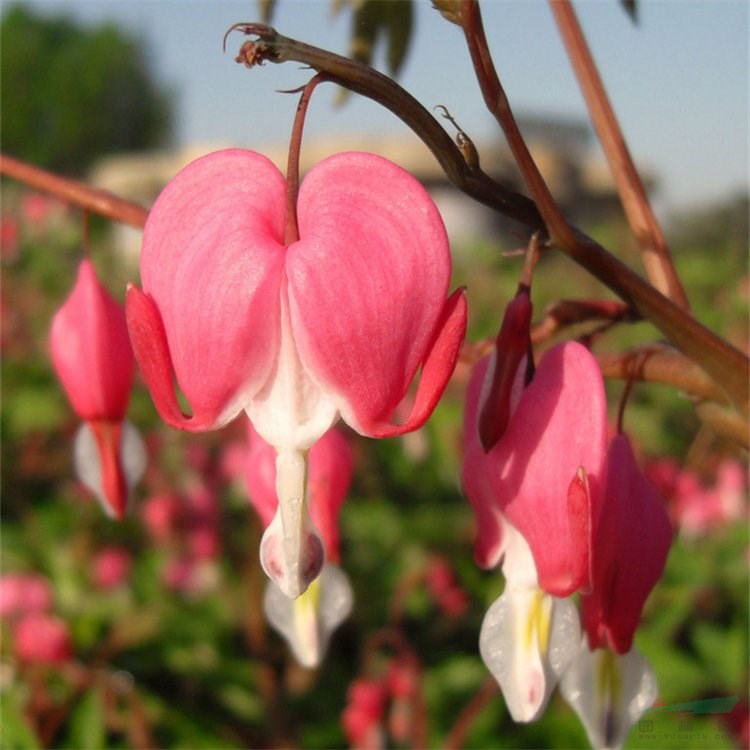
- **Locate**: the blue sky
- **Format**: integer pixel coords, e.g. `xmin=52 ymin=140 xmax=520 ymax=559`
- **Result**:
xmin=13 ymin=0 xmax=750 ymax=211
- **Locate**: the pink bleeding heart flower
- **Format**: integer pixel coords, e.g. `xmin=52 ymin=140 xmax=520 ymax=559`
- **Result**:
xmin=463 ymin=341 xmax=608 ymax=595
xmin=243 ymin=420 xmax=355 ymax=667
xmin=51 ymin=259 xmax=146 ymax=519
xmin=126 ymin=149 xmax=467 ymax=598
xmin=559 ymin=436 xmax=671 ymax=749
xmin=462 ymin=340 xmax=608 ymax=723
xmin=582 ymin=433 xmax=673 ymax=655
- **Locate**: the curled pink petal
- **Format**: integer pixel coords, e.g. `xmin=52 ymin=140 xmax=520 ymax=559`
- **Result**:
xmin=51 ymin=259 xmax=134 ymax=421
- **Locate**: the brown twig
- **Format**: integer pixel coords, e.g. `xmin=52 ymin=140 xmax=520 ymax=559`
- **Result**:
xmin=548 ymin=0 xmax=690 ymax=309
xmin=230 ymin=22 xmax=544 ymax=228
xmin=530 ymin=298 xmax=636 ymax=345
xmin=459 ymin=0 xmax=576 ymax=249
xmin=596 ymin=345 xmax=727 ymax=403
xmin=0 ymin=153 xmax=149 ymax=229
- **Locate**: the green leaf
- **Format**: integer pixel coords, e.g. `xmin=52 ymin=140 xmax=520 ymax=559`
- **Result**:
xmin=0 ymin=690 xmax=41 ymax=750
xmin=63 ymin=688 xmax=106 ymax=750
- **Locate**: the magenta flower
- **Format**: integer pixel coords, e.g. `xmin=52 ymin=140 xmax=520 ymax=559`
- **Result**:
xmin=463 ymin=340 xmax=608 ymax=722
xmin=463 ymin=341 xmax=608 ymax=594
xmin=127 ymin=149 xmax=466 ymax=597
xmin=50 ymin=259 xmax=146 ymax=519
xmin=243 ymin=420 xmax=355 ymax=667
xmin=559 ymin=433 xmax=672 ymax=749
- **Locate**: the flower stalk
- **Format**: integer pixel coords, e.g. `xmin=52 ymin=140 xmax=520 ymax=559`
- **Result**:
xmin=226 ymin=19 xmax=748 ymax=415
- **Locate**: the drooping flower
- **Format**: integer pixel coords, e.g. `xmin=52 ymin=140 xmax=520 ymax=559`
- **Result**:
xmin=127 ymin=149 xmax=467 ymax=598
xmin=341 ymin=677 xmax=389 ymax=750
xmin=559 ymin=433 xmax=672 ymax=750
xmin=91 ymin=546 xmax=133 ymax=590
xmin=463 ymin=340 xmax=608 ymax=594
xmin=462 ymin=337 xmax=608 ymax=722
xmin=243 ymin=420 xmax=354 ymax=667
xmin=50 ymin=259 xmax=146 ymax=519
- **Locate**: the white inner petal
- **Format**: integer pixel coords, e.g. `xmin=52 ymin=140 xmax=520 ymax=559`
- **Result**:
xmin=246 ymin=281 xmax=338 ymax=452
xmin=560 ymin=642 xmax=658 ymax=750
xmin=263 ymin=563 xmax=354 ymax=668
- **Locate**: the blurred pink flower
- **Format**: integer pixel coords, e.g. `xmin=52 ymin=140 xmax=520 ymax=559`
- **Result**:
xmin=0 ymin=573 xmax=53 ymax=619
xmin=126 ymin=149 xmax=466 ymax=598
xmin=13 ymin=612 xmax=73 ymax=665
xmin=342 ymin=677 xmax=389 ymax=750
xmin=424 ymin=557 xmax=469 ymax=617
xmin=646 ymin=456 xmax=748 ymax=538
xmin=1 ymin=215 xmax=20 ymax=261
xmin=21 ymin=192 xmax=66 ymax=229
xmin=92 ymin=546 xmax=133 ymax=590
xmin=141 ymin=492 xmax=184 ymax=542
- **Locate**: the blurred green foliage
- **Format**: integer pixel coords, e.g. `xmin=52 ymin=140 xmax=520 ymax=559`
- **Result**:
xmin=0 ymin=182 xmax=747 ymax=748
xmin=0 ymin=4 xmax=172 ymax=175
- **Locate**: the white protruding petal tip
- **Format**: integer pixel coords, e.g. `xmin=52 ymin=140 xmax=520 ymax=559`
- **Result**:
xmin=264 ymin=564 xmax=354 ymax=667
xmin=560 ymin=642 xmax=658 ymax=750
xmin=479 ymin=587 xmax=581 ymax=723
xmin=73 ymin=420 xmax=146 ymax=518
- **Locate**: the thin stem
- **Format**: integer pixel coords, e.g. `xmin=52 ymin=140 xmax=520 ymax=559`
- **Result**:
xmin=285 ymin=75 xmax=327 ymax=245
xmin=443 ymin=675 xmax=499 ymax=750
xmin=459 ymin=0 xmax=576 ymax=249
xmin=595 ymin=345 xmax=727 ymax=403
xmin=0 ymin=153 xmax=149 ymax=228
xmin=548 ymin=0 xmax=690 ymax=308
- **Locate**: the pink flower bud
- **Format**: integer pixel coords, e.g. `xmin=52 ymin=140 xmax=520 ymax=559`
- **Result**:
xmin=51 ymin=259 xmax=134 ymax=423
